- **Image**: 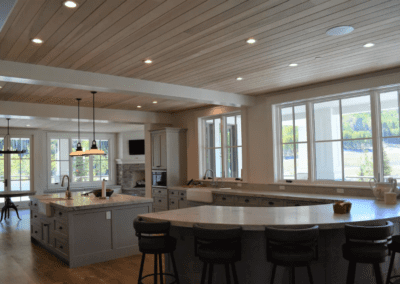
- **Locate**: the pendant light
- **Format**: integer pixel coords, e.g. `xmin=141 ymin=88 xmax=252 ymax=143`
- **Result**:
xmin=0 ymin=118 xmax=26 ymax=154
xmin=83 ymin=91 xmax=105 ymax=156
xmin=70 ymin=98 xmax=84 ymax=156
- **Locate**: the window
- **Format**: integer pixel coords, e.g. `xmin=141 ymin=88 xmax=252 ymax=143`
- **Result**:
xmin=202 ymin=113 xmax=242 ymax=179
xmin=275 ymin=87 xmax=400 ymax=185
xmin=48 ymin=134 xmax=112 ymax=188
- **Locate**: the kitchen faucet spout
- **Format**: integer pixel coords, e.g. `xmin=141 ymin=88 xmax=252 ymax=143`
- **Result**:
xmin=61 ymin=175 xmax=72 ymax=199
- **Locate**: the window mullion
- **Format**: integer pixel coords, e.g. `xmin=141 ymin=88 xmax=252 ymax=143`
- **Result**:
xmin=339 ymin=99 xmax=345 ymax=181
xmin=221 ymin=117 xmax=225 ymax=178
xmin=292 ymin=106 xmax=297 ymax=180
xmin=371 ymin=90 xmax=382 ymax=182
xmin=307 ymin=102 xmax=315 ymax=182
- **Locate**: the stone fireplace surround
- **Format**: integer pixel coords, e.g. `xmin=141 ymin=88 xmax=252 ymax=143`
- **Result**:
xmin=116 ymin=163 xmax=145 ymax=196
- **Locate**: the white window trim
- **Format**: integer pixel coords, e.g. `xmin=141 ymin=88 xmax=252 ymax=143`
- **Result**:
xmin=47 ymin=132 xmax=115 ymax=190
xmin=199 ymin=111 xmax=242 ymax=180
xmin=274 ymin=86 xmax=400 ymax=187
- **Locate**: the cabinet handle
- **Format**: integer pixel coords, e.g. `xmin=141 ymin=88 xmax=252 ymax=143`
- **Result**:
xmin=158 ymin=191 xmax=161 ymax=193
xmin=43 ymin=224 xmax=49 ymax=227
xmin=181 ymin=198 xmax=184 ymax=201
xmin=245 ymin=199 xmax=249 ymax=203
xmin=171 ymin=192 xmax=174 ymax=195
xmin=180 ymin=193 xmax=184 ymax=196
xmin=59 ymin=226 xmax=63 ymax=230
xmin=158 ymin=200 xmax=162 ymax=202
xmin=34 ymin=203 xmax=37 ymax=206
xmin=59 ymin=245 xmax=63 ymax=249
xmin=295 ymin=204 xmax=300 ymax=206
xmin=171 ymin=201 xmax=174 ymax=204
xmin=34 ymin=231 xmax=38 ymax=234
xmin=222 ymin=197 xmax=226 ymax=201
xmin=59 ymin=212 xmax=62 ymax=216
xmin=269 ymin=202 xmax=274 ymax=205
xmin=34 ymin=215 xmax=37 ymax=218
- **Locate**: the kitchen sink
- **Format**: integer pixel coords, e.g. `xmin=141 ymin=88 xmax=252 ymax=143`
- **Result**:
xmin=186 ymin=187 xmax=213 ymax=203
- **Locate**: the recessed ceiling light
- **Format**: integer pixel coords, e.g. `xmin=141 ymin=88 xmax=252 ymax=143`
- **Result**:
xmin=64 ymin=1 xmax=77 ymax=8
xmin=363 ymin=43 xmax=375 ymax=48
xmin=246 ymin=38 xmax=256 ymax=44
xmin=289 ymin=63 xmax=298 ymax=67
xmin=0 ymin=86 xmax=2 ymax=89
xmin=31 ymin=38 xmax=43 ymax=44
xmin=26 ymin=124 xmax=30 ymax=127
xmin=144 ymin=59 xmax=153 ymax=64
xmin=137 ymin=105 xmax=142 ymax=108
xmin=236 ymin=77 xmax=243 ymax=81
xmin=326 ymin=26 xmax=354 ymax=36
xmin=152 ymin=101 xmax=158 ymax=104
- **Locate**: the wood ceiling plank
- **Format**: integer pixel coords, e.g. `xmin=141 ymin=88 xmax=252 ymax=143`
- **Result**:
xmin=69 ymin=0 xmax=193 ymax=71
xmin=0 ymin=0 xmax=27 ymax=43
xmin=45 ymin=0 xmax=150 ymax=68
xmin=136 ymin=0 xmax=377 ymax=82
xmin=88 ymin=0 xmax=245 ymax=75
xmin=0 ymin=0 xmax=47 ymax=59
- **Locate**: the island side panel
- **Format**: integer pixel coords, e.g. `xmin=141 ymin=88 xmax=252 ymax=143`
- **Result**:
xmin=67 ymin=202 xmax=152 ymax=268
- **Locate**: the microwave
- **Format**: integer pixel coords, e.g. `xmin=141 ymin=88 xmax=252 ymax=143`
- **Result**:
xmin=152 ymin=171 xmax=167 ymax=187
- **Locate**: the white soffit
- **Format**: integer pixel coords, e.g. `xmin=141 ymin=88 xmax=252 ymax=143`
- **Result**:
xmin=0 ymin=0 xmax=17 ymax=33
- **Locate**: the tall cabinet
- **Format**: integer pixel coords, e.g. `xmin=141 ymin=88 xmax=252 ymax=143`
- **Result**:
xmin=151 ymin=128 xmax=187 ymax=212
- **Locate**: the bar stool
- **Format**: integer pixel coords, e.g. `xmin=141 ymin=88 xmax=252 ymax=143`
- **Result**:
xmin=193 ymin=223 xmax=242 ymax=284
xmin=133 ymin=217 xmax=180 ymax=284
xmin=386 ymin=234 xmax=400 ymax=284
xmin=342 ymin=221 xmax=393 ymax=284
xmin=265 ymin=225 xmax=319 ymax=284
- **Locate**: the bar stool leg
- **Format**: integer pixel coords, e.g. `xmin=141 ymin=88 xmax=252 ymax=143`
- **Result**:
xmin=307 ymin=265 xmax=314 ymax=284
xmin=201 ymin=262 xmax=207 ymax=284
xmin=386 ymin=252 xmax=396 ymax=284
xmin=159 ymin=254 xmax=164 ymax=284
xmin=270 ymin=264 xmax=277 ymax=284
xmin=373 ymin=263 xmax=383 ymax=284
xmin=225 ymin=264 xmax=231 ymax=283
xmin=170 ymin=252 xmax=180 ymax=284
xmin=231 ymin=263 xmax=239 ymax=284
xmin=154 ymin=254 xmax=158 ymax=284
xmin=291 ymin=266 xmax=295 ymax=284
xmin=208 ymin=264 xmax=213 ymax=284
xmin=346 ymin=262 xmax=356 ymax=284
xmin=138 ymin=253 xmax=146 ymax=284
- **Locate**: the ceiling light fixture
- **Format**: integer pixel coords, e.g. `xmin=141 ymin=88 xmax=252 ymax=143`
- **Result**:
xmin=236 ymin=77 xmax=243 ymax=81
xmin=144 ymin=59 xmax=153 ymax=64
xmin=26 ymin=124 xmax=30 ymax=127
xmin=0 ymin=119 xmax=27 ymax=154
xmin=83 ymin=92 xmax=105 ymax=156
xmin=64 ymin=1 xmax=77 ymax=8
xmin=326 ymin=26 xmax=354 ymax=36
xmin=363 ymin=43 xmax=375 ymax=48
xmin=152 ymin=101 xmax=158 ymax=104
xmin=137 ymin=106 xmax=142 ymax=108
xmin=246 ymin=38 xmax=256 ymax=44
xmin=31 ymin=38 xmax=43 ymax=44
xmin=289 ymin=63 xmax=298 ymax=67
xmin=70 ymin=98 xmax=84 ymax=156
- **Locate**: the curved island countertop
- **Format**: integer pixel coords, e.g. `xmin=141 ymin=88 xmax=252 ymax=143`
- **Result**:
xmin=139 ymin=192 xmax=400 ymax=230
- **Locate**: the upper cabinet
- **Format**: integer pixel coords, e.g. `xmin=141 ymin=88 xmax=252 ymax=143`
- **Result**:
xmin=150 ymin=128 xmax=187 ymax=187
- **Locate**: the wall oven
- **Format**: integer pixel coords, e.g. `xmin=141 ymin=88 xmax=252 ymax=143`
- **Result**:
xmin=152 ymin=170 xmax=167 ymax=187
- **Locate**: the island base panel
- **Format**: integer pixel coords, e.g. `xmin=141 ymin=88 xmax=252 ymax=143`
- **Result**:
xmin=165 ymin=225 xmax=400 ymax=284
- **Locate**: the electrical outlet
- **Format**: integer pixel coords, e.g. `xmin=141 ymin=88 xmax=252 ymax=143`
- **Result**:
xmin=279 ymin=185 xmax=285 ymax=190
xmin=106 ymin=211 xmax=111 ymax=219
xmin=337 ymin=188 xmax=344 ymax=194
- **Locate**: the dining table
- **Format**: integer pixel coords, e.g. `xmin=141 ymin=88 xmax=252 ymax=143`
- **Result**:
xmin=0 ymin=191 xmax=36 ymax=221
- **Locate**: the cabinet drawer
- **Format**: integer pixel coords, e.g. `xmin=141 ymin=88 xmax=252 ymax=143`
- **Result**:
xmin=236 ymin=196 xmax=258 ymax=206
xmin=152 ymin=188 xmax=168 ymax=197
xmin=178 ymin=197 xmax=187 ymax=209
xmin=285 ymin=200 xmax=309 ymax=207
xmin=153 ymin=207 xmax=167 ymax=213
xmin=178 ymin=190 xmax=187 ymax=198
xmin=169 ymin=190 xmax=178 ymax=198
xmin=169 ymin=198 xmax=179 ymax=210
xmin=259 ymin=199 xmax=285 ymax=207
xmin=31 ymin=222 xmax=41 ymax=241
xmin=30 ymin=200 xmax=39 ymax=210
xmin=214 ymin=194 xmax=235 ymax=205
xmin=54 ymin=219 xmax=68 ymax=236
xmin=54 ymin=209 xmax=67 ymax=222
xmin=54 ymin=236 xmax=69 ymax=257
xmin=153 ymin=197 xmax=168 ymax=208
xmin=31 ymin=210 xmax=40 ymax=221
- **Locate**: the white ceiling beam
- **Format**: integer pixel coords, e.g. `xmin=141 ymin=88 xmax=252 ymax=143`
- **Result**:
xmin=0 ymin=60 xmax=255 ymax=107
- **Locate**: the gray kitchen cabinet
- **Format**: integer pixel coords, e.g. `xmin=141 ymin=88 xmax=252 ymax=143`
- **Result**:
xmin=213 ymin=194 xmax=236 ymax=206
xmin=168 ymin=189 xmax=187 ymax=209
xmin=152 ymin=187 xmax=168 ymax=212
xmin=236 ymin=195 xmax=258 ymax=207
xmin=169 ymin=197 xmax=179 ymax=210
xmin=152 ymin=132 xmax=167 ymax=170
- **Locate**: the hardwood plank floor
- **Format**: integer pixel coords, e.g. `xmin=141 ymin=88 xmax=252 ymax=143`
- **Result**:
xmin=0 ymin=210 xmax=160 ymax=284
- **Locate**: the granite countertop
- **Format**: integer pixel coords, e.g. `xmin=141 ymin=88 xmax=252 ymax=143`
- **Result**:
xmin=31 ymin=193 xmax=153 ymax=211
xmin=140 ymin=190 xmax=400 ymax=230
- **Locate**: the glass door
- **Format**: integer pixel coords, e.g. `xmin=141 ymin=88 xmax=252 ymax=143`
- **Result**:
xmin=0 ymin=137 xmax=31 ymax=203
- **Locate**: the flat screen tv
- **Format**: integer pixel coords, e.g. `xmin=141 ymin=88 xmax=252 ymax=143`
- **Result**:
xmin=129 ymin=140 xmax=145 ymax=155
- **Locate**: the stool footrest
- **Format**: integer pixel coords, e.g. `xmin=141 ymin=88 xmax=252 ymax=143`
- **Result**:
xmin=138 ymin=272 xmax=179 ymax=284
xmin=387 ymin=274 xmax=400 ymax=284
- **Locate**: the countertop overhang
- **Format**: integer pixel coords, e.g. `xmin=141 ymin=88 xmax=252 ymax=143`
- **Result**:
xmin=140 ymin=190 xmax=400 ymax=230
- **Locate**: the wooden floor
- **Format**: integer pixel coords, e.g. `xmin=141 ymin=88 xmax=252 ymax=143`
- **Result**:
xmin=0 ymin=209 xmax=159 ymax=284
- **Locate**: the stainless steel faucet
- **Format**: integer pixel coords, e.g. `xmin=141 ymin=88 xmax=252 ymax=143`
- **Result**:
xmin=203 ymin=169 xmax=217 ymax=187
xmin=61 ymin=175 xmax=72 ymax=199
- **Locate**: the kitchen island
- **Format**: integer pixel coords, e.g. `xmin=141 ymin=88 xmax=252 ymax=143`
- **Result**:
xmin=30 ymin=193 xmax=153 ymax=268
xmin=140 ymin=193 xmax=400 ymax=284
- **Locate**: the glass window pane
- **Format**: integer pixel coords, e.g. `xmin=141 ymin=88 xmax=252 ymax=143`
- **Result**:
xmin=10 ymin=138 xmax=21 ymax=152
xmin=214 ymin=119 xmax=221 ymax=147
xmin=215 ymin=148 xmax=222 ymax=178
xmin=21 ymin=159 xmax=30 ymax=180
xmin=205 ymin=120 xmax=214 ymax=148
xmin=314 ymin=100 xmax=341 ymax=141
xmin=21 ymin=138 xmax=30 ymax=159
xmin=60 ymin=139 xmax=69 ymax=160
xmin=383 ymin=138 xmax=400 ymax=181
xmin=380 ymin=91 xmax=399 ymax=137
xmin=72 ymin=156 xmax=89 ymax=182
xmin=226 ymin=116 xmax=238 ymax=147
xmin=21 ymin=180 xmax=30 ymax=191
xmin=237 ymin=115 xmax=242 ymax=146
xmin=51 ymin=139 xmax=60 ymax=160
xmin=343 ymin=139 xmax=373 ymax=182
xmin=281 ymin=107 xmax=293 ymax=143
xmin=294 ymin=106 xmax=307 ymax=142
xmin=206 ymin=148 xmax=215 ymax=172
xmin=226 ymin=147 xmax=241 ymax=178
xmin=342 ymin=96 xmax=372 ymax=139
xmin=11 ymin=159 xmax=20 ymax=181
xmin=11 ymin=180 xmax=21 ymax=191
xmin=296 ymin=143 xmax=308 ymax=180
xmin=283 ymin=144 xmax=294 ymax=180
xmin=316 ymin=141 xmax=342 ymax=180
xmin=51 ymin=161 xmax=60 ymax=184
xmin=93 ymin=156 xmax=101 ymax=181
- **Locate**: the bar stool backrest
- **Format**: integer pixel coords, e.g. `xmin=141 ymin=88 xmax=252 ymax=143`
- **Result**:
xmin=265 ymin=225 xmax=319 ymax=261
xmin=133 ymin=217 xmax=171 ymax=239
xmin=344 ymin=221 xmax=393 ymax=243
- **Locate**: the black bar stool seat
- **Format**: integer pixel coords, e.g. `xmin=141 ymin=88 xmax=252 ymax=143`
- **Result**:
xmin=134 ymin=217 xmax=180 ymax=284
xmin=342 ymin=221 xmax=393 ymax=284
xmin=193 ymin=223 xmax=242 ymax=284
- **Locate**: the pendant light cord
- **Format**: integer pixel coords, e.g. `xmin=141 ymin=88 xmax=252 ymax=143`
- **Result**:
xmin=77 ymin=99 xmax=81 ymax=142
xmin=91 ymin=91 xmax=97 ymax=142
